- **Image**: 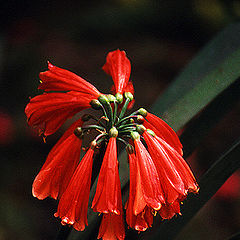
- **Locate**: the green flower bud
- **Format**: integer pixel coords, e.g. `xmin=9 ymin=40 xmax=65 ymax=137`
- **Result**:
xmin=124 ymin=92 xmax=134 ymax=101
xmin=130 ymin=131 xmax=140 ymax=140
xmin=138 ymin=108 xmax=148 ymax=117
xmin=107 ymin=94 xmax=116 ymax=102
xmin=74 ymin=127 xmax=83 ymax=138
xmin=136 ymin=125 xmax=146 ymax=135
xmin=115 ymin=93 xmax=123 ymax=104
xmin=109 ymin=127 xmax=118 ymax=138
xmin=98 ymin=95 xmax=109 ymax=105
xmin=90 ymin=99 xmax=101 ymax=110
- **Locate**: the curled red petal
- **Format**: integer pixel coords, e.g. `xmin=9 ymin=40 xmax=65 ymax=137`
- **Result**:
xmin=144 ymin=112 xmax=183 ymax=155
xmin=25 ymin=92 xmax=92 ymax=136
xmin=55 ymin=148 xmax=95 ymax=231
xmin=39 ymin=62 xmax=101 ymax=98
xmin=92 ymin=138 xmax=122 ymax=214
xmin=32 ymin=119 xmax=83 ymax=200
xmin=102 ymin=49 xmax=131 ymax=94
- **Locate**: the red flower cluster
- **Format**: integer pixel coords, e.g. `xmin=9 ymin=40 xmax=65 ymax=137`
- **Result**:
xmin=25 ymin=49 xmax=199 ymax=240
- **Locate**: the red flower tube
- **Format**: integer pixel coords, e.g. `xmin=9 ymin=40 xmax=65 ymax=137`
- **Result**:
xmin=102 ymin=49 xmax=131 ymax=95
xmin=142 ymin=130 xmax=199 ymax=219
xmin=125 ymin=149 xmax=153 ymax=231
xmin=131 ymin=132 xmax=164 ymax=216
xmin=32 ymin=119 xmax=83 ymax=200
xmin=55 ymin=145 xmax=95 ymax=231
xmin=92 ymin=134 xmax=122 ymax=215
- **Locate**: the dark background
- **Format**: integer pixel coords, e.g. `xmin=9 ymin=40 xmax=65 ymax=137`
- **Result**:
xmin=1 ymin=0 xmax=240 ymax=239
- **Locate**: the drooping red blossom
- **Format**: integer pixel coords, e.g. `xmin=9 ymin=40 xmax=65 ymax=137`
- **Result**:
xmin=125 ymin=150 xmax=153 ymax=231
xmin=102 ymin=49 xmax=131 ymax=95
xmin=144 ymin=112 xmax=183 ymax=156
xmin=131 ymin=133 xmax=164 ymax=215
xmin=26 ymin=50 xmax=199 ymax=238
xmin=39 ymin=62 xmax=100 ymax=98
xmin=98 ymin=212 xmax=125 ymax=240
xmin=92 ymin=137 xmax=122 ymax=215
xmin=25 ymin=92 xmax=92 ymax=136
xmin=32 ymin=119 xmax=83 ymax=200
xmin=143 ymin=130 xmax=199 ymax=218
xmin=25 ymin=62 xmax=101 ymax=137
xmin=54 ymin=146 xmax=95 ymax=231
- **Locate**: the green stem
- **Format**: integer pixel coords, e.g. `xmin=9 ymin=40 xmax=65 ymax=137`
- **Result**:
xmin=118 ymin=98 xmax=130 ymax=119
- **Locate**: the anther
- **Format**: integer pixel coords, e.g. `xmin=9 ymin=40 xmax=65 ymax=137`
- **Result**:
xmin=115 ymin=93 xmax=123 ymax=104
xmin=136 ymin=125 xmax=146 ymax=135
xmin=124 ymin=92 xmax=134 ymax=101
xmin=109 ymin=127 xmax=118 ymax=138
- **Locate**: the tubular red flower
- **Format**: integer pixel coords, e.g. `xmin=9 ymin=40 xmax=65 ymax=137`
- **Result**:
xmin=132 ymin=138 xmax=164 ymax=215
xmin=39 ymin=62 xmax=101 ymax=98
xmin=143 ymin=131 xmax=199 ymax=218
xmin=32 ymin=119 xmax=83 ymax=200
xmin=54 ymin=147 xmax=95 ymax=231
xmin=25 ymin=92 xmax=92 ymax=136
xmin=125 ymin=152 xmax=153 ymax=231
xmin=102 ymin=49 xmax=131 ymax=94
xmin=92 ymin=137 xmax=122 ymax=214
xmin=98 ymin=212 xmax=125 ymax=240
xmin=144 ymin=112 xmax=183 ymax=156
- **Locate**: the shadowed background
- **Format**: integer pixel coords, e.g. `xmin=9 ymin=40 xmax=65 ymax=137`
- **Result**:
xmin=0 ymin=0 xmax=240 ymax=239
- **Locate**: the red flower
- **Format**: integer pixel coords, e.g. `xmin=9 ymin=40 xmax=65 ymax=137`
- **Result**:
xmin=98 ymin=212 xmax=125 ymax=240
xmin=25 ymin=62 xmax=101 ymax=136
xmin=143 ymin=130 xmax=199 ymax=219
xmin=32 ymin=119 xmax=83 ymax=200
xmin=125 ymin=150 xmax=153 ymax=231
xmin=143 ymin=112 xmax=183 ymax=156
xmin=92 ymin=137 xmax=122 ymax=215
xmin=102 ymin=49 xmax=131 ymax=95
xmin=130 ymin=133 xmax=164 ymax=216
xmin=54 ymin=146 xmax=95 ymax=231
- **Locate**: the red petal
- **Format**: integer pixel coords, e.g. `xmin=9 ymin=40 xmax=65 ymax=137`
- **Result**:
xmin=25 ymin=92 xmax=91 ymax=136
xmin=55 ymin=148 xmax=94 ymax=231
xmin=39 ymin=62 xmax=100 ymax=98
xmin=155 ymin=136 xmax=199 ymax=193
xmin=92 ymin=138 xmax=122 ymax=214
xmin=143 ymin=132 xmax=187 ymax=203
xmin=32 ymin=119 xmax=83 ymax=200
xmin=98 ymin=213 xmax=125 ymax=240
xmin=102 ymin=49 xmax=131 ymax=94
xmin=133 ymin=138 xmax=164 ymax=213
xmin=159 ymin=201 xmax=181 ymax=219
xmin=144 ymin=113 xmax=183 ymax=155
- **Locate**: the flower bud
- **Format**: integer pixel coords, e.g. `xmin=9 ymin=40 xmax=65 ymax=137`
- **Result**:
xmin=74 ymin=127 xmax=83 ymax=138
xmin=98 ymin=95 xmax=109 ymax=105
xmin=107 ymin=94 xmax=116 ymax=102
xmin=90 ymin=140 xmax=97 ymax=149
xmin=90 ymin=99 xmax=101 ymax=110
xmin=136 ymin=115 xmax=144 ymax=124
xmin=138 ymin=108 xmax=148 ymax=117
xmin=124 ymin=92 xmax=134 ymax=101
xmin=109 ymin=127 xmax=118 ymax=138
xmin=136 ymin=125 xmax=146 ymax=135
xmin=130 ymin=131 xmax=140 ymax=140
xmin=115 ymin=93 xmax=123 ymax=104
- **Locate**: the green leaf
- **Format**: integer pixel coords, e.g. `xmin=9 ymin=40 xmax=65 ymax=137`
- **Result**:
xmin=151 ymin=23 xmax=240 ymax=130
